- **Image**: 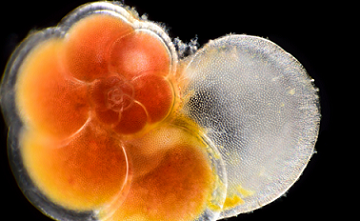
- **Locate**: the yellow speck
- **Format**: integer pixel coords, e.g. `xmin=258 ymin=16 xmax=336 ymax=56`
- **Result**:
xmin=223 ymin=195 xmax=244 ymax=210
xmin=207 ymin=175 xmax=226 ymax=212
xmin=288 ymin=88 xmax=295 ymax=95
xmin=213 ymin=149 xmax=221 ymax=159
xmin=207 ymin=201 xmax=222 ymax=212
xmin=236 ymin=185 xmax=254 ymax=197
xmin=258 ymin=167 xmax=266 ymax=177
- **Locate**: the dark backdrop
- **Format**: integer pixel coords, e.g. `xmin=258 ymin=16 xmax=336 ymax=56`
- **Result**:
xmin=1 ymin=0 xmax=340 ymax=220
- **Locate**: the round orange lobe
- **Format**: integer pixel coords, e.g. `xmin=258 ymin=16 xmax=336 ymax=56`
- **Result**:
xmin=106 ymin=144 xmax=214 ymax=221
xmin=133 ymin=73 xmax=174 ymax=123
xmin=16 ymin=39 xmax=89 ymax=139
xmin=63 ymin=14 xmax=134 ymax=82
xmin=21 ymin=123 xmax=129 ymax=210
xmin=113 ymin=102 xmax=148 ymax=134
xmin=110 ymin=31 xmax=171 ymax=80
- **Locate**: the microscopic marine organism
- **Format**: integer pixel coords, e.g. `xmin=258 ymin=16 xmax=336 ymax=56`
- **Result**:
xmin=0 ymin=2 xmax=320 ymax=221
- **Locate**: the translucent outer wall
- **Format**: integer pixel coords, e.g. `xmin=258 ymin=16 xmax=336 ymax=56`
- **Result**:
xmin=181 ymin=35 xmax=320 ymax=217
xmin=0 ymin=1 xmax=320 ymax=221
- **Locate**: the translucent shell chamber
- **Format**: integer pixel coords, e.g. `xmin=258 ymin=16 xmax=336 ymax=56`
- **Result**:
xmin=0 ymin=2 xmax=320 ymax=221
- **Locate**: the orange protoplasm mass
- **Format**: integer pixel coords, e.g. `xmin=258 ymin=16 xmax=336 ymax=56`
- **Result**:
xmin=16 ymin=39 xmax=89 ymax=139
xmin=2 ymin=2 xmax=321 ymax=221
xmin=13 ymin=10 xmax=215 ymax=221
xmin=20 ymin=123 xmax=129 ymax=211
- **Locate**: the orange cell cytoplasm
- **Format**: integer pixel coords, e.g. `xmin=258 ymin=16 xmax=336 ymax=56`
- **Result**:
xmin=61 ymin=13 xmax=175 ymax=135
xmin=113 ymin=101 xmax=148 ymax=134
xmin=90 ymin=73 xmax=174 ymax=135
xmin=15 ymin=39 xmax=89 ymax=139
xmin=90 ymin=75 xmax=149 ymax=134
xmin=106 ymin=141 xmax=214 ymax=221
xmin=132 ymin=73 xmax=174 ymax=123
xmin=13 ymin=6 xmax=208 ymax=220
xmin=21 ymin=123 xmax=129 ymax=211
xmin=110 ymin=31 xmax=171 ymax=80
xmin=90 ymin=75 xmax=138 ymax=126
xmin=63 ymin=14 xmax=134 ymax=82
xmin=123 ymin=124 xmax=202 ymax=179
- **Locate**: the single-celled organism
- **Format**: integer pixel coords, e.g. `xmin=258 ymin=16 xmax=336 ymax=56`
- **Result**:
xmin=0 ymin=1 xmax=320 ymax=221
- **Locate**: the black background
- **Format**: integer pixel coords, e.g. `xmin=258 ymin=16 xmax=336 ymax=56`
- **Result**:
xmin=1 ymin=0 xmax=345 ymax=220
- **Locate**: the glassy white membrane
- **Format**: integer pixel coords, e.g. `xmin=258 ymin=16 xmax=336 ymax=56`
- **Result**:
xmin=181 ymin=35 xmax=320 ymax=218
xmin=0 ymin=1 xmax=320 ymax=221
